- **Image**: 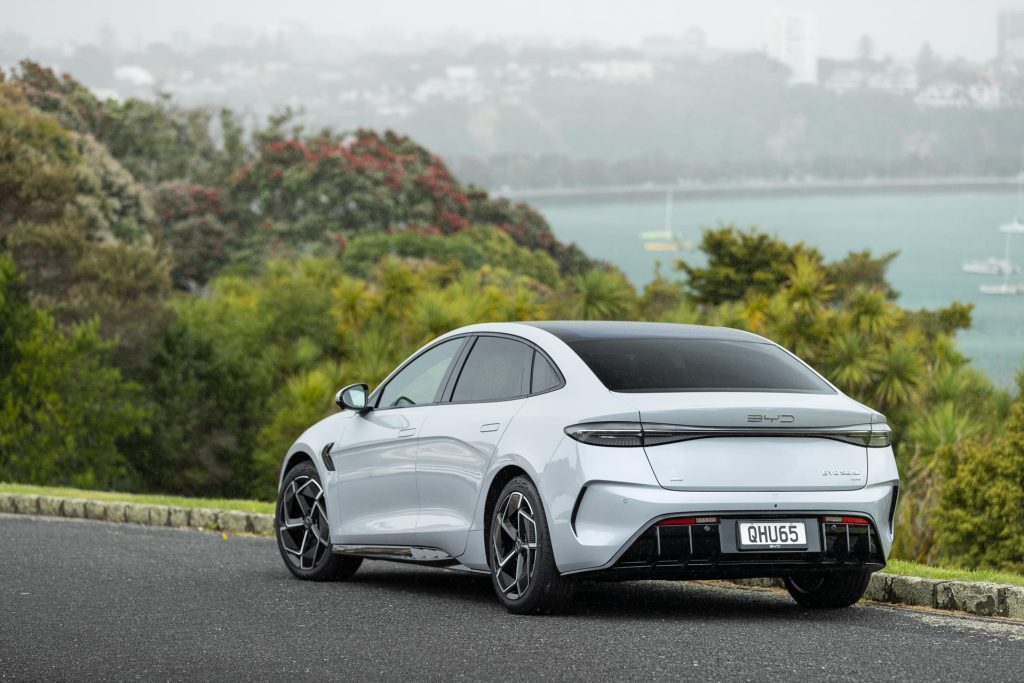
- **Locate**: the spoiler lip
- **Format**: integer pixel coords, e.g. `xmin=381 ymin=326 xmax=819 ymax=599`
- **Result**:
xmin=564 ymin=422 xmax=892 ymax=448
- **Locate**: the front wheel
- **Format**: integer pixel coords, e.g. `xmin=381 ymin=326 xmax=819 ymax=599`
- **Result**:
xmin=276 ymin=461 xmax=361 ymax=581
xmin=784 ymin=570 xmax=871 ymax=608
xmin=489 ymin=475 xmax=572 ymax=614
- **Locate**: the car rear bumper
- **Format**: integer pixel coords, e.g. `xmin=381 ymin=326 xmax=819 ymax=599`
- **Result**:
xmin=551 ymin=481 xmax=898 ymax=575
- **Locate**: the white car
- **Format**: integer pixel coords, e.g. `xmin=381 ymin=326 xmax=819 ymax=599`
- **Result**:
xmin=275 ymin=322 xmax=899 ymax=613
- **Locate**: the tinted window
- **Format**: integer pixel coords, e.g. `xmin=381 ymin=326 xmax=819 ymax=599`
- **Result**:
xmin=531 ymin=353 xmax=561 ymax=393
xmin=451 ymin=337 xmax=533 ymax=402
xmin=378 ymin=339 xmax=464 ymax=408
xmin=569 ymin=338 xmax=834 ymax=394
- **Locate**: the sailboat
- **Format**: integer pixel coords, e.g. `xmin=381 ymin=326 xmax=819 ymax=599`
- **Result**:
xmin=641 ymin=188 xmax=695 ymax=252
xmin=979 ymin=179 xmax=1024 ymax=295
xmin=962 ymin=257 xmax=1015 ymax=275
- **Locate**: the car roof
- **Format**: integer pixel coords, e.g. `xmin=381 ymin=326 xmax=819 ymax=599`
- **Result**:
xmin=518 ymin=321 xmax=769 ymax=343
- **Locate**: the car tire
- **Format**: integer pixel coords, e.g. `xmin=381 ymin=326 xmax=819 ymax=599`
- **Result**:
xmin=784 ymin=570 xmax=872 ymax=608
xmin=489 ymin=475 xmax=573 ymax=614
xmin=276 ymin=461 xmax=361 ymax=582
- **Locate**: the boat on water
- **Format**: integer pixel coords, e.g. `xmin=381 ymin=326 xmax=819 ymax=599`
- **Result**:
xmin=999 ymin=218 xmax=1024 ymax=234
xmin=962 ymin=257 xmax=1016 ymax=275
xmin=979 ymin=282 xmax=1021 ymax=296
xmin=638 ymin=189 xmax=694 ymax=253
xmin=977 ymin=173 xmax=1024 ymax=295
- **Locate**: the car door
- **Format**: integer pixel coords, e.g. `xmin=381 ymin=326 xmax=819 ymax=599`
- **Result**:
xmin=415 ymin=335 xmax=538 ymax=556
xmin=331 ymin=337 xmax=466 ymax=547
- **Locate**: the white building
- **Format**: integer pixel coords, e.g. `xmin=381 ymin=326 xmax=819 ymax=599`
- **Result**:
xmin=768 ymin=9 xmax=819 ymax=85
xmin=578 ymin=60 xmax=655 ymax=82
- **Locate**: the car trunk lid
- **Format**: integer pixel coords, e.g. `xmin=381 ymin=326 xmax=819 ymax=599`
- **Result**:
xmin=620 ymin=392 xmax=874 ymax=492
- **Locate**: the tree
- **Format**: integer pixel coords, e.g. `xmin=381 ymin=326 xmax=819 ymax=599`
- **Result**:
xmin=125 ymin=320 xmax=265 ymax=497
xmin=12 ymin=61 xmax=248 ymax=187
xmin=0 ymin=255 xmax=147 ymax=489
xmin=826 ymin=250 xmax=899 ymax=301
xmin=568 ymin=268 xmax=638 ymax=320
xmin=0 ymin=80 xmax=172 ymax=368
xmin=675 ymin=226 xmax=822 ymax=305
xmin=231 ymin=128 xmax=593 ymax=275
xmin=153 ymin=182 xmax=240 ymax=289
xmin=936 ymin=395 xmax=1024 ymax=571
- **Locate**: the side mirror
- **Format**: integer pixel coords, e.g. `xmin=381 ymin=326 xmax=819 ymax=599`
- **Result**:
xmin=336 ymin=383 xmax=370 ymax=412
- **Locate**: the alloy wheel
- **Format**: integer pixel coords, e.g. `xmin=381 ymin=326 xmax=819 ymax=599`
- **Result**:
xmin=278 ymin=476 xmax=330 ymax=571
xmin=490 ymin=491 xmax=538 ymax=599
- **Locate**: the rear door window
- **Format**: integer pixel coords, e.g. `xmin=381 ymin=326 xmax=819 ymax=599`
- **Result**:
xmin=451 ymin=337 xmax=533 ymax=402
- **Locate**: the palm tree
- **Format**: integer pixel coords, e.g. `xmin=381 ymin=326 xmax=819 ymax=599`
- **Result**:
xmin=409 ymin=289 xmax=467 ymax=344
xmin=824 ymin=330 xmax=882 ymax=398
xmin=907 ymin=401 xmax=982 ymax=454
xmin=345 ymin=319 xmax=400 ymax=386
xmin=846 ymin=285 xmax=901 ymax=340
xmin=373 ymin=255 xmax=421 ymax=320
xmin=873 ymin=336 xmax=925 ymax=414
xmin=783 ymin=254 xmax=834 ymax=319
xmin=568 ymin=269 xmax=637 ymax=320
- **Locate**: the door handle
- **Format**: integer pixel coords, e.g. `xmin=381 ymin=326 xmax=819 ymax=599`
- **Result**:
xmin=397 ymin=428 xmax=417 ymax=438
xmin=480 ymin=423 xmax=500 ymax=433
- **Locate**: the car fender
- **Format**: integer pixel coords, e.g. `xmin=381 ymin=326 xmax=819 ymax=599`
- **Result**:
xmin=278 ymin=411 xmax=354 ymax=490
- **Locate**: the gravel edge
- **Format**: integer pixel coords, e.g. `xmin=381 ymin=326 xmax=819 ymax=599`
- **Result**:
xmin=2 ymin=492 xmax=1020 ymax=619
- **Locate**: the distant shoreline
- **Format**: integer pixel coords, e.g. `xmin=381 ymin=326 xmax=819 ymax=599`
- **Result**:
xmin=496 ymin=176 xmax=1022 ymax=204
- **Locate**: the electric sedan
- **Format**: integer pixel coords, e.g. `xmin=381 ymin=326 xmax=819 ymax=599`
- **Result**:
xmin=275 ymin=321 xmax=899 ymax=613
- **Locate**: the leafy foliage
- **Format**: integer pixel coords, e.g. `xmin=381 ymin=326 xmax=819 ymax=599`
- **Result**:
xmin=936 ymin=396 xmax=1024 ymax=571
xmin=676 ymin=226 xmax=822 ymax=305
xmin=0 ymin=255 xmax=147 ymax=488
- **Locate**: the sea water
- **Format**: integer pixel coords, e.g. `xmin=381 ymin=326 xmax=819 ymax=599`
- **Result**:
xmin=537 ymin=191 xmax=1024 ymax=386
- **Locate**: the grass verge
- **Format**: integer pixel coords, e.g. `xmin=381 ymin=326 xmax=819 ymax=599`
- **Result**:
xmin=884 ymin=559 xmax=1024 ymax=588
xmin=0 ymin=482 xmax=274 ymax=515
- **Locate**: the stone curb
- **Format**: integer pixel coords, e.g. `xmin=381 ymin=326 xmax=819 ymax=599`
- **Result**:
xmin=0 ymin=492 xmax=274 ymax=538
xmin=2 ymin=492 xmax=1020 ymax=620
xmin=732 ymin=573 xmax=1024 ymax=619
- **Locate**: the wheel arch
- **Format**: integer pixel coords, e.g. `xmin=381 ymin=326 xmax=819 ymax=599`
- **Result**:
xmin=278 ymin=447 xmax=319 ymax=490
xmin=481 ymin=464 xmax=533 ymax=566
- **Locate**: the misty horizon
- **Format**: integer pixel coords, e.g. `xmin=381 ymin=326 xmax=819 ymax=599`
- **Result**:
xmin=3 ymin=0 xmax=1024 ymax=61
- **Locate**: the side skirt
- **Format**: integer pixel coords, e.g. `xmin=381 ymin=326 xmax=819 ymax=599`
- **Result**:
xmin=331 ymin=544 xmax=488 ymax=574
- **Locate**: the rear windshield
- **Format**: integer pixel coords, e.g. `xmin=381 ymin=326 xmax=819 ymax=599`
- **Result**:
xmin=568 ymin=338 xmax=834 ymax=394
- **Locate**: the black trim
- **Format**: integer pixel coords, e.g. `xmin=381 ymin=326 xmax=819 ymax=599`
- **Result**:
xmin=570 ymin=486 xmax=588 ymax=535
xmin=582 ymin=512 xmax=885 ymax=581
xmin=321 ymin=442 xmax=336 ymax=471
xmin=887 ymin=485 xmax=900 ymax=534
xmin=440 ymin=336 xmax=478 ymax=403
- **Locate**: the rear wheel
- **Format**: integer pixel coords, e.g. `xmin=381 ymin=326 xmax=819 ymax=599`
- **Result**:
xmin=489 ymin=475 xmax=572 ymax=614
xmin=276 ymin=461 xmax=361 ymax=581
xmin=784 ymin=570 xmax=871 ymax=608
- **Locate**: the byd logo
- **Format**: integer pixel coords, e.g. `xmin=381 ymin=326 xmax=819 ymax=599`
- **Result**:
xmin=747 ymin=414 xmax=795 ymax=423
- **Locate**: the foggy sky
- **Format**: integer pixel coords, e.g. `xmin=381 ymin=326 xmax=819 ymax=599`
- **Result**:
xmin=2 ymin=0 xmax=1021 ymax=60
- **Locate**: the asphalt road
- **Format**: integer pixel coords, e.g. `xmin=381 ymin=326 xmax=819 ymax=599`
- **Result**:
xmin=1 ymin=515 xmax=1023 ymax=681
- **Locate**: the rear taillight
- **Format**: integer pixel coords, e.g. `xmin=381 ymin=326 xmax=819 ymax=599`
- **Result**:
xmin=562 ymin=423 xmax=643 ymax=447
xmin=823 ymin=515 xmax=870 ymax=525
xmin=659 ymin=516 xmax=718 ymax=526
xmin=564 ymin=422 xmax=892 ymax=448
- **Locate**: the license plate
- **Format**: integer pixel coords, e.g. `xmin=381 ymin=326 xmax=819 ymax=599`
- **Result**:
xmin=737 ymin=521 xmax=807 ymax=550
